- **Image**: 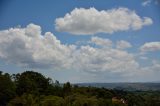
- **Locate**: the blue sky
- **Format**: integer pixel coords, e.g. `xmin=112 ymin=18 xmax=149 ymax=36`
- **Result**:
xmin=0 ymin=0 xmax=160 ymax=83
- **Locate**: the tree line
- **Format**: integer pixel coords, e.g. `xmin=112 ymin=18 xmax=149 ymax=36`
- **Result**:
xmin=0 ymin=71 xmax=160 ymax=106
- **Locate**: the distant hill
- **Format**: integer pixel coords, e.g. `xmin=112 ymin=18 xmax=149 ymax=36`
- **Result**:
xmin=76 ymin=82 xmax=160 ymax=91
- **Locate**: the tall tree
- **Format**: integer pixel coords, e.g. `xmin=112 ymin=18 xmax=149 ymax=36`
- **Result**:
xmin=15 ymin=71 xmax=50 ymax=95
xmin=0 ymin=72 xmax=16 ymax=105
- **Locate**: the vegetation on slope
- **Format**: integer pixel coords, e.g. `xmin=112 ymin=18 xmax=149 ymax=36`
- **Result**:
xmin=0 ymin=71 xmax=160 ymax=106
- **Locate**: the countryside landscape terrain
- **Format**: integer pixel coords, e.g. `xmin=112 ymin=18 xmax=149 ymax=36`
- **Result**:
xmin=0 ymin=71 xmax=160 ymax=106
xmin=0 ymin=0 xmax=160 ymax=105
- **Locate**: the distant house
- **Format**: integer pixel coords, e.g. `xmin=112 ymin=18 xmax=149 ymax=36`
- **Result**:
xmin=112 ymin=97 xmax=127 ymax=104
xmin=120 ymin=98 xmax=127 ymax=104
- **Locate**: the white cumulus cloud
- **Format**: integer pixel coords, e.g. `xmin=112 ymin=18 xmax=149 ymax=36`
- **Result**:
xmin=116 ymin=40 xmax=132 ymax=49
xmin=55 ymin=7 xmax=153 ymax=35
xmin=91 ymin=36 xmax=112 ymax=47
xmin=140 ymin=42 xmax=160 ymax=52
xmin=73 ymin=46 xmax=139 ymax=73
xmin=0 ymin=23 xmax=139 ymax=74
xmin=0 ymin=23 xmax=159 ymax=80
xmin=0 ymin=23 xmax=76 ymax=70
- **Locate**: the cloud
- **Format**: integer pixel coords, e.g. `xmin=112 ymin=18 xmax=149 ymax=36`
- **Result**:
xmin=140 ymin=42 xmax=160 ymax=52
xmin=0 ymin=23 xmax=159 ymax=81
xmin=142 ymin=0 xmax=160 ymax=6
xmin=91 ymin=36 xmax=112 ymax=47
xmin=142 ymin=0 xmax=152 ymax=6
xmin=139 ymin=56 xmax=148 ymax=60
xmin=116 ymin=40 xmax=132 ymax=49
xmin=55 ymin=7 xmax=153 ymax=35
xmin=0 ymin=24 xmax=139 ymax=74
xmin=0 ymin=23 xmax=76 ymax=70
xmin=73 ymin=45 xmax=139 ymax=73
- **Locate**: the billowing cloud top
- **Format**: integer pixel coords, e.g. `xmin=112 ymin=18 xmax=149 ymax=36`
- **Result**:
xmin=0 ymin=23 xmax=159 ymax=80
xmin=0 ymin=24 xmax=76 ymax=70
xmin=55 ymin=7 xmax=153 ymax=35
xmin=0 ymin=23 xmax=139 ymax=73
xmin=140 ymin=42 xmax=160 ymax=52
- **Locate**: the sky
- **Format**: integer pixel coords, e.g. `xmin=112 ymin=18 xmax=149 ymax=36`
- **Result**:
xmin=0 ymin=0 xmax=160 ymax=83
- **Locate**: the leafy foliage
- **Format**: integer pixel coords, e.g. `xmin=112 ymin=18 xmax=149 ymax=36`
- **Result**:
xmin=0 ymin=71 xmax=159 ymax=106
xmin=0 ymin=71 xmax=16 ymax=105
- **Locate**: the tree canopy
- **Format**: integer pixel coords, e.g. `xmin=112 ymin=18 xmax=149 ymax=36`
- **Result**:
xmin=0 ymin=70 xmax=159 ymax=106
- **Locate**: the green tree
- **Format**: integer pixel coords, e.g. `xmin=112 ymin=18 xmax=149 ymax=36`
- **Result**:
xmin=40 ymin=96 xmax=64 ymax=106
xmin=8 ymin=94 xmax=39 ymax=106
xmin=15 ymin=71 xmax=50 ymax=95
xmin=63 ymin=82 xmax=72 ymax=96
xmin=0 ymin=72 xmax=16 ymax=105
